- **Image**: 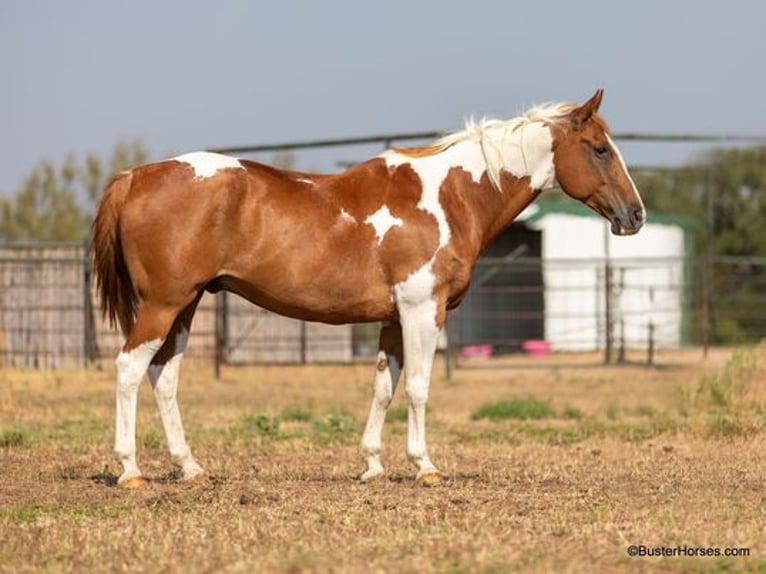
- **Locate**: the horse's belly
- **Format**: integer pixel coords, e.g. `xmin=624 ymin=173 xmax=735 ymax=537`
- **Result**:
xmin=217 ymin=273 xmax=396 ymax=325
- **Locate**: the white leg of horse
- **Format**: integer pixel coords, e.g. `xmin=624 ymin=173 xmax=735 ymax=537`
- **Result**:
xmin=359 ymin=323 xmax=403 ymax=482
xmin=400 ymin=303 xmax=442 ymax=484
xmin=146 ymin=325 xmax=203 ymax=482
xmin=114 ymin=338 xmax=164 ymax=487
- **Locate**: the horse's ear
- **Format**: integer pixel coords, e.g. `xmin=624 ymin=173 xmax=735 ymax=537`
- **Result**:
xmin=569 ymin=89 xmax=604 ymax=131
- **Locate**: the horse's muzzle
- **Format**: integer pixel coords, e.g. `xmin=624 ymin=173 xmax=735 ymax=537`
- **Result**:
xmin=610 ymin=206 xmax=645 ymax=236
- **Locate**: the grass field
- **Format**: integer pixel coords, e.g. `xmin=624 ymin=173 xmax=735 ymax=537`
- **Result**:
xmin=1 ymin=345 xmax=764 ymax=573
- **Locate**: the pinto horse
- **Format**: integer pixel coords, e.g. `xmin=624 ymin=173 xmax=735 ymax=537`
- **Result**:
xmin=93 ymin=89 xmax=644 ymax=488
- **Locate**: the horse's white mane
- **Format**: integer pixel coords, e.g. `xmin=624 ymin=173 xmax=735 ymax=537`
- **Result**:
xmin=393 ymin=102 xmax=577 ymax=191
xmin=434 ymin=102 xmax=576 ymax=149
xmin=416 ymin=102 xmax=574 ymax=191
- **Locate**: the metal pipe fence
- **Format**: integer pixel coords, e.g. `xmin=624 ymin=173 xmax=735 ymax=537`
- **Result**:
xmin=0 ymin=244 xmax=763 ymax=370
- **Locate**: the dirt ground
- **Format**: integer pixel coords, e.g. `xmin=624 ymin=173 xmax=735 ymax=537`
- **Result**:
xmin=1 ymin=346 xmax=764 ymax=573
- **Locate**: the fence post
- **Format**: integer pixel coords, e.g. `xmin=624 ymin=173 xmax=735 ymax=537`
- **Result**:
xmin=299 ymin=321 xmax=307 ymax=364
xmin=82 ymin=242 xmax=99 ymax=365
xmin=444 ymin=310 xmax=458 ymax=382
xmin=604 ymin=261 xmax=614 ymax=364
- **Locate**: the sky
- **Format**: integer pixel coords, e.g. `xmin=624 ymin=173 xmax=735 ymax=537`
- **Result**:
xmin=2 ymin=0 xmax=765 ymax=196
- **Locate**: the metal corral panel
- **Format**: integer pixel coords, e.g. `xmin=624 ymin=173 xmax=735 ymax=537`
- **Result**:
xmin=224 ymin=292 xmax=352 ymax=363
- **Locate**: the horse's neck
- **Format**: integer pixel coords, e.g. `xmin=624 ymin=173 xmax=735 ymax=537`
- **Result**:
xmin=434 ymin=138 xmax=549 ymax=255
xmin=480 ymin=174 xmax=543 ymax=251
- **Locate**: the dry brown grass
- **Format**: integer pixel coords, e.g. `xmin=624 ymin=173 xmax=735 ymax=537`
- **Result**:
xmin=1 ymin=346 xmax=764 ymax=573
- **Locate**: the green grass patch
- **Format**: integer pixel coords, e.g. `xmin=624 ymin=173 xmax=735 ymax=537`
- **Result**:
xmin=0 ymin=427 xmax=27 ymax=448
xmin=454 ymin=411 xmax=684 ymax=446
xmin=387 ymin=404 xmax=408 ymax=422
xmin=705 ymin=413 xmax=758 ymax=438
xmin=563 ymin=405 xmax=584 ymax=420
xmin=280 ymin=406 xmax=313 ymax=423
xmin=698 ymin=343 xmax=765 ymax=411
xmin=471 ymin=397 xmax=555 ymax=421
xmin=633 ymin=404 xmax=657 ymax=418
xmin=312 ymin=408 xmax=359 ymax=445
xmin=242 ymin=413 xmax=282 ymax=439
xmin=139 ymin=428 xmax=165 ymax=450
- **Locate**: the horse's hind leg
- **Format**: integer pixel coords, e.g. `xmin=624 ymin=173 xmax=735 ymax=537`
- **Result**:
xmin=114 ymin=303 xmax=180 ymax=487
xmin=359 ymin=322 xmax=404 ymax=481
xmin=146 ymin=294 xmax=204 ymax=482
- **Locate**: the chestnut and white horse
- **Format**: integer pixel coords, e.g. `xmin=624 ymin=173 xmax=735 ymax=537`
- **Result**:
xmin=93 ymin=89 xmax=644 ymax=488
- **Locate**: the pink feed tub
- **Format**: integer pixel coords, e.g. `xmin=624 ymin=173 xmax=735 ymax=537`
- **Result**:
xmin=460 ymin=344 xmax=493 ymax=359
xmin=522 ymin=339 xmax=551 ymax=357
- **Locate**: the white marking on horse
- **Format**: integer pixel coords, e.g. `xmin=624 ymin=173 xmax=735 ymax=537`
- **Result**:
xmin=383 ymin=140 xmax=485 ymax=248
xmin=293 ymin=175 xmax=315 ymax=185
xmin=394 ymin=260 xmax=437 ymax=306
xmin=365 ymin=205 xmax=403 ymax=244
xmin=339 ymin=209 xmax=357 ymax=224
xmin=172 ymin=152 xmax=244 ymax=179
xmin=606 ymin=134 xmax=645 ymax=219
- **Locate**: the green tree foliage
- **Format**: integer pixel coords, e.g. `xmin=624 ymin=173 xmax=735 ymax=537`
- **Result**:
xmin=0 ymin=141 xmax=149 ymax=242
xmin=0 ymin=156 xmax=87 ymax=242
xmin=634 ymin=146 xmax=766 ymax=258
xmin=634 ymin=145 xmax=766 ymax=343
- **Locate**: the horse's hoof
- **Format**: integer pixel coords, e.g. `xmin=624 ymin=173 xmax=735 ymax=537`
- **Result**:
xmin=181 ymin=470 xmax=205 ymax=483
xmin=118 ymin=476 xmax=147 ymax=489
xmin=180 ymin=465 xmax=205 ymax=482
xmin=417 ymin=472 xmax=444 ymax=487
xmin=359 ymin=468 xmax=385 ymax=482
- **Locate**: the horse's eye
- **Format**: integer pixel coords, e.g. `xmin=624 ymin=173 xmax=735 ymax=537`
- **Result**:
xmin=594 ymin=145 xmax=609 ymax=158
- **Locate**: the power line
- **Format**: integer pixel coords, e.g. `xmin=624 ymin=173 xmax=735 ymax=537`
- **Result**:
xmin=208 ymin=131 xmax=766 ymax=156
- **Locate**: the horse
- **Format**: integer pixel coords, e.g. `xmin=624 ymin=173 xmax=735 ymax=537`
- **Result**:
xmin=92 ymin=89 xmax=645 ymax=488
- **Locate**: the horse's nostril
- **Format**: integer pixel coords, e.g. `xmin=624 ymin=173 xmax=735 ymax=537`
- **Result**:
xmin=631 ymin=207 xmax=645 ymax=227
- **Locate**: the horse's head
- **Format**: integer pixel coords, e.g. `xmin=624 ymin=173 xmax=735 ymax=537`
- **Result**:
xmin=551 ymin=90 xmax=645 ymax=236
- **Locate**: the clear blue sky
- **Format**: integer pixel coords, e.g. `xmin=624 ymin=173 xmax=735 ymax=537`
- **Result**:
xmin=1 ymin=0 xmax=765 ymax=195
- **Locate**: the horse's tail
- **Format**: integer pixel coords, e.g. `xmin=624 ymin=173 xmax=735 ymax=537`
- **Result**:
xmin=92 ymin=171 xmax=137 ymax=336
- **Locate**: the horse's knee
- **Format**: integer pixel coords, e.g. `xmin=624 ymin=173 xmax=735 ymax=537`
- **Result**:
xmin=115 ymin=352 xmax=142 ymax=393
xmin=405 ymin=377 xmax=429 ymax=408
xmin=150 ymin=356 xmax=182 ymax=402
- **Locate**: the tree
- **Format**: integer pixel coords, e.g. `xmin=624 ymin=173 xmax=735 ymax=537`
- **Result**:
xmin=0 ymin=140 xmax=149 ymax=243
xmin=633 ymin=145 xmax=766 ymax=343
xmin=633 ymin=146 xmax=766 ymax=258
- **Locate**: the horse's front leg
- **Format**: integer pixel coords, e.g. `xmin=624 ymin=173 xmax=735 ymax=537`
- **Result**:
xmin=359 ymin=322 xmax=404 ymax=481
xmin=399 ymin=299 xmax=443 ymax=485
